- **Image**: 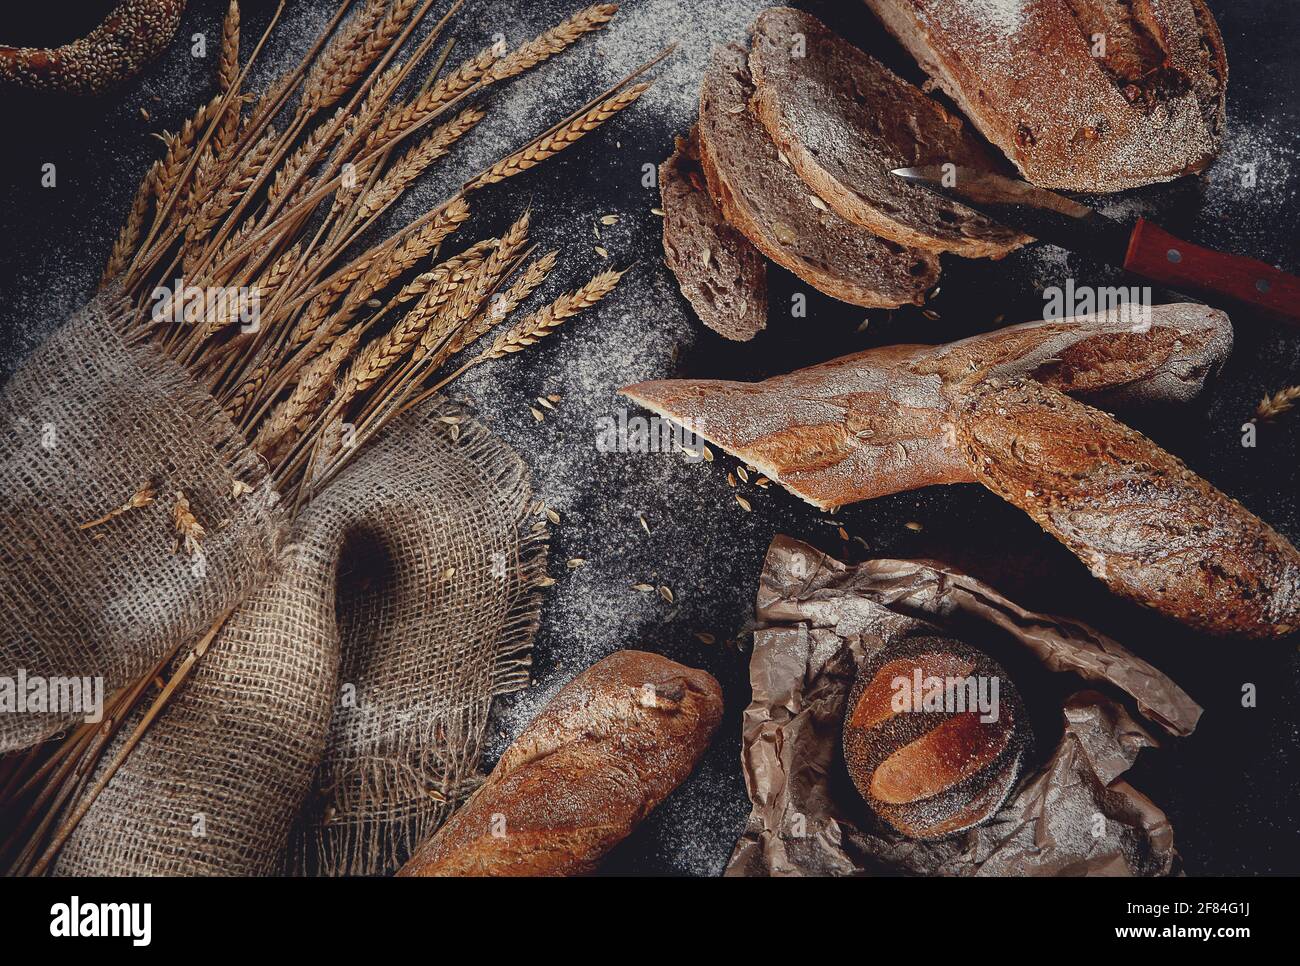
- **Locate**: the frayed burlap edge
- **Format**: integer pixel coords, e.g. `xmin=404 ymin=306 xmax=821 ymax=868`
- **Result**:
xmin=285 ymin=399 xmax=547 ymax=876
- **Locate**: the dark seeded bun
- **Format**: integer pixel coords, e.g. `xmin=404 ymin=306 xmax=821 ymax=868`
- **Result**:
xmin=843 ymin=637 xmax=1030 ymax=840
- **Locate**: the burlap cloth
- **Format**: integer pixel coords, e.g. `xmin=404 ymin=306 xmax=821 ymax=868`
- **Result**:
xmin=726 ymin=535 xmax=1202 ymax=877
xmin=0 ymin=297 xmax=284 ymax=754
xmin=0 ymin=297 xmax=546 ymax=876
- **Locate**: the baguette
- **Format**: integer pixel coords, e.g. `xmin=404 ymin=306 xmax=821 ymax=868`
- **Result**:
xmin=660 ymin=128 xmax=768 ymax=341
xmin=749 ymin=7 xmax=1027 ymax=257
xmin=397 ymin=650 xmax=723 ymax=876
xmin=958 ymin=378 xmax=1300 ymax=638
xmin=697 ymin=43 xmax=940 ymax=308
xmin=622 ymin=303 xmax=1231 ymax=510
xmin=861 ymin=0 xmax=1227 ymax=192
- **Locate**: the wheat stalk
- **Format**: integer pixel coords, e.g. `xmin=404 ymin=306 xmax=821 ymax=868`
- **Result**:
xmin=465 ymin=83 xmax=649 ymax=191
xmin=488 ymin=3 xmax=618 ymax=81
xmin=1254 ymin=385 xmax=1300 ymax=422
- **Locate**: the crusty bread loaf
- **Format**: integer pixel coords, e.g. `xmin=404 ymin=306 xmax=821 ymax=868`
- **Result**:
xmin=958 ymin=378 xmax=1300 ymax=638
xmin=748 ymin=7 xmax=1027 ymax=258
xmin=397 ymin=650 xmax=723 ymax=876
xmin=697 ymin=43 xmax=941 ymax=308
xmin=843 ymin=637 xmax=1029 ymax=839
xmin=621 ymin=303 xmax=1231 ymax=510
xmin=660 ymin=128 xmax=768 ymax=341
xmin=861 ymin=0 xmax=1227 ymax=192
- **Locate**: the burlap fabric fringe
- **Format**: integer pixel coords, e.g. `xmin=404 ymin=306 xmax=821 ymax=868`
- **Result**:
xmin=0 ymin=295 xmax=283 ymax=754
xmin=52 ymin=399 xmax=545 ymax=876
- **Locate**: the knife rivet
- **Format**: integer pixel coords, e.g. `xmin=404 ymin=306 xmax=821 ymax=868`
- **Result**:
xmin=1256 ymin=278 xmax=1272 ymax=293
xmin=1167 ymin=248 xmax=1182 ymax=263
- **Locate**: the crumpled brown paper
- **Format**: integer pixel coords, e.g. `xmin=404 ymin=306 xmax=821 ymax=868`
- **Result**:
xmin=725 ymin=535 xmax=1201 ymax=877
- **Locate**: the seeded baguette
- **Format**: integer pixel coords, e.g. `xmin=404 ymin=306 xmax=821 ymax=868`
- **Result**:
xmin=397 ymin=650 xmax=723 ymax=876
xmin=749 ymin=7 xmax=1027 ymax=258
xmin=697 ymin=43 xmax=940 ymax=308
xmin=660 ymin=128 xmax=768 ymax=341
xmin=622 ymin=303 xmax=1231 ymax=510
xmin=860 ymin=0 xmax=1227 ymax=192
xmin=958 ymin=378 xmax=1300 ymax=638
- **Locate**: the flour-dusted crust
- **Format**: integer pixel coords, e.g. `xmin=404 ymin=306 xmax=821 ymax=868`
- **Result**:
xmin=397 ymin=650 xmax=722 ymax=876
xmin=861 ymin=0 xmax=1227 ymax=192
xmin=622 ymin=303 xmax=1231 ymax=510
xmin=697 ymin=43 xmax=941 ymax=308
xmin=660 ymin=128 xmax=768 ymax=341
xmin=749 ymin=7 xmax=1027 ymax=258
xmin=959 ymin=379 xmax=1300 ymax=638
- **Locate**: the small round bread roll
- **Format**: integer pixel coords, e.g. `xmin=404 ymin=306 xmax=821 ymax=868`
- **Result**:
xmin=842 ymin=637 xmax=1030 ymax=840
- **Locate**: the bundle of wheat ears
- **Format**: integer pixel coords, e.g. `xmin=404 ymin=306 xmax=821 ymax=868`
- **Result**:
xmin=104 ymin=0 xmax=654 ymax=510
xmin=0 ymin=0 xmax=660 ymax=874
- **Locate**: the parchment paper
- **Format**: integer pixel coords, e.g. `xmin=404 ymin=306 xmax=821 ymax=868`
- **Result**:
xmin=725 ymin=535 xmax=1201 ymax=877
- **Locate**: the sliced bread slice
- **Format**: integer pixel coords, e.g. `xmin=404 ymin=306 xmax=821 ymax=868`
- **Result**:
xmin=748 ymin=7 xmax=1027 ymax=258
xmin=660 ymin=128 xmax=768 ymax=341
xmin=696 ymin=44 xmax=940 ymax=309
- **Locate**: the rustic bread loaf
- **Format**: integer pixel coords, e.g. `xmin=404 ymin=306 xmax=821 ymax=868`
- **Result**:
xmin=748 ymin=7 xmax=1027 ymax=258
xmin=861 ymin=0 xmax=1227 ymax=192
xmin=843 ymin=637 xmax=1030 ymax=839
xmin=621 ymin=303 xmax=1231 ymax=510
xmin=660 ymin=128 xmax=768 ymax=341
xmin=397 ymin=650 xmax=723 ymax=876
xmin=958 ymin=378 xmax=1300 ymax=638
xmin=697 ymin=43 xmax=941 ymax=308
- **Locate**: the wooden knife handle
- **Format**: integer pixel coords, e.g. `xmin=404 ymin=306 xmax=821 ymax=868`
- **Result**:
xmin=1124 ymin=217 xmax=1300 ymax=324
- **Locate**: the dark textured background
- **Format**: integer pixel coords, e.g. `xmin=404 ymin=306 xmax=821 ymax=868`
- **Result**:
xmin=1 ymin=0 xmax=1296 ymax=875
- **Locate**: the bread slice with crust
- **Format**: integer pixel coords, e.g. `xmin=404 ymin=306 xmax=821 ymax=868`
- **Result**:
xmin=659 ymin=128 xmax=768 ymax=341
xmin=697 ymin=43 xmax=940 ymax=308
xmin=749 ymin=7 xmax=1027 ymax=258
xmin=861 ymin=0 xmax=1227 ymax=192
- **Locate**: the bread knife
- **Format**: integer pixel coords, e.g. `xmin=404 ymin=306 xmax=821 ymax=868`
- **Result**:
xmin=892 ymin=165 xmax=1300 ymax=324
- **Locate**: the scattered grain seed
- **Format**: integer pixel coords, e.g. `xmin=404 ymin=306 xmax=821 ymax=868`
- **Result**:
xmin=695 ymin=632 xmax=716 ymax=645
xmin=727 ymin=472 xmax=737 ymax=487
xmin=658 ymin=585 xmax=674 ymax=603
xmin=809 ymin=194 xmax=828 ymax=211
xmin=545 ymin=507 xmax=561 ymax=525
xmin=702 ymin=445 xmax=714 ymax=463
xmin=905 ymin=521 xmax=923 ymax=531
xmin=736 ymin=494 xmax=752 ymax=512
xmin=537 ymin=396 xmax=556 ymax=410
xmin=530 ymin=407 xmax=545 ymax=422
xmin=539 ymin=575 xmax=557 ymax=587
xmin=632 ymin=582 xmax=655 ymax=592
xmin=838 ymin=527 xmax=849 ymax=541
xmin=755 ymin=476 xmax=771 ymax=488
xmin=601 ymin=214 xmax=619 ymax=225
xmin=442 ymin=566 xmax=456 ymax=580
xmin=651 ymin=207 xmax=665 ymax=216
xmin=594 ymin=245 xmax=609 ymax=259
xmin=546 ymin=394 xmax=562 ymax=403
xmin=737 ymin=466 xmax=749 ymax=483
xmin=638 ymin=513 xmax=650 ymax=534
xmin=566 ymin=557 xmax=585 ymax=569
xmin=923 ymin=309 xmax=941 ymax=320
